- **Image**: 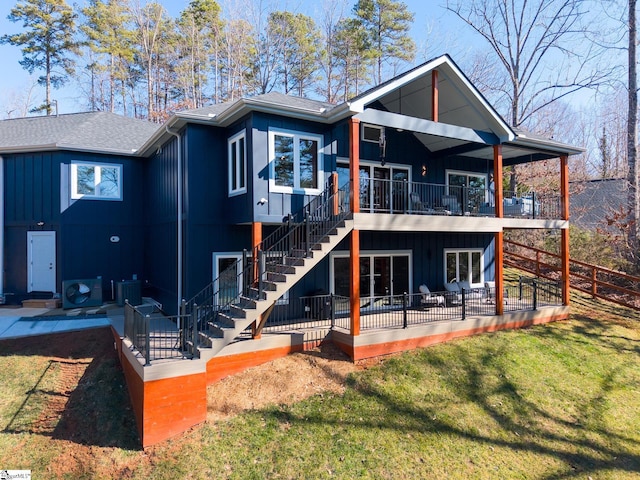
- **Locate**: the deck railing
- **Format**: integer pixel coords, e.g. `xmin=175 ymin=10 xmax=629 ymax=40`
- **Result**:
xmin=504 ymin=239 xmax=640 ymax=310
xmin=123 ymin=302 xmax=194 ymax=365
xmin=358 ymin=178 xmax=561 ymax=220
xmin=262 ymin=278 xmax=561 ymax=333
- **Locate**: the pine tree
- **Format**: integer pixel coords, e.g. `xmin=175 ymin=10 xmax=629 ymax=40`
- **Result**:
xmin=81 ymin=0 xmax=135 ymax=113
xmin=268 ymin=11 xmax=321 ymax=96
xmin=1 ymin=0 xmax=81 ymax=115
xmin=353 ymin=0 xmax=415 ymax=85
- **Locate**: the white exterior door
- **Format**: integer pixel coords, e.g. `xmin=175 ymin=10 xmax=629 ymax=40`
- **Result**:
xmin=27 ymin=231 xmax=56 ymax=293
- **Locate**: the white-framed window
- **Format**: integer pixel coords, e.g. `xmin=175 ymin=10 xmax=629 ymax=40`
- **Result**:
xmin=444 ymin=249 xmax=484 ymax=288
xmin=71 ymin=162 xmax=122 ymax=200
xmin=228 ymin=130 xmax=247 ymax=196
xmin=361 ymin=123 xmax=384 ymax=143
xmin=269 ymin=129 xmax=323 ymax=193
xmin=213 ymin=252 xmax=288 ymax=306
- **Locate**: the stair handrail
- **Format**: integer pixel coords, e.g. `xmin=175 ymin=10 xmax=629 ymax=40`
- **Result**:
xmin=183 ymin=177 xmax=352 ymax=338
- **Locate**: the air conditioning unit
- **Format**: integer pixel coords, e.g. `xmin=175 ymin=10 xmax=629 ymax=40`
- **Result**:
xmin=62 ymin=279 xmax=103 ymax=309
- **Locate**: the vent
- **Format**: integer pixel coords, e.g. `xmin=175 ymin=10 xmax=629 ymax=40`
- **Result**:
xmin=62 ymin=279 xmax=103 ymax=309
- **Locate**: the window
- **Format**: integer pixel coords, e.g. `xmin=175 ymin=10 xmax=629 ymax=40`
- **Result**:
xmin=361 ymin=123 xmax=384 ymax=143
xmin=269 ymin=129 xmax=323 ymax=193
xmin=444 ymin=249 xmax=483 ymax=287
xmin=228 ymin=130 xmax=247 ymax=196
xmin=71 ymin=162 xmax=122 ymax=200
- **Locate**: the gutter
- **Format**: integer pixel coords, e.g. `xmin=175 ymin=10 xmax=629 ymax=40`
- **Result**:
xmin=165 ymin=126 xmax=183 ymax=314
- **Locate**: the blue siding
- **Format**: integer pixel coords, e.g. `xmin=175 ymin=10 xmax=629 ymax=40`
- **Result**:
xmin=3 ymin=150 xmax=145 ymax=300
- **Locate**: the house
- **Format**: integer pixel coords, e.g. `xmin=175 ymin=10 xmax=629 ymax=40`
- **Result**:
xmin=0 ymin=112 xmax=157 ymax=305
xmin=0 ymin=55 xmax=581 ymax=446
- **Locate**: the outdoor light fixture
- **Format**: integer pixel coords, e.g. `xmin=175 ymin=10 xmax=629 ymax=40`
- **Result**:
xmin=379 ymin=129 xmax=387 ymax=166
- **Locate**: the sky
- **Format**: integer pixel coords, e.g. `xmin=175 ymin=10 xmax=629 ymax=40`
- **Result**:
xmin=0 ymin=0 xmax=477 ymax=116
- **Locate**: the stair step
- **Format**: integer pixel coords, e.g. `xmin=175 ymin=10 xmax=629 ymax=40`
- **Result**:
xmin=266 ymin=264 xmax=297 ymax=274
xmin=290 ymin=248 xmax=312 ymax=258
xmin=197 ymin=331 xmax=214 ymax=347
xmin=237 ymin=296 xmax=258 ymax=309
xmin=229 ymin=304 xmax=247 ymax=318
xmin=215 ymin=312 xmax=239 ymax=327
xmin=266 ymin=271 xmax=287 ymax=283
xmin=285 ymin=256 xmax=306 ymax=267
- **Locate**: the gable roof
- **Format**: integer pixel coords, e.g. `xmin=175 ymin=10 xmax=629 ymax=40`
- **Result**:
xmin=140 ymin=54 xmax=580 ymax=160
xmin=0 ymin=111 xmax=159 ymax=156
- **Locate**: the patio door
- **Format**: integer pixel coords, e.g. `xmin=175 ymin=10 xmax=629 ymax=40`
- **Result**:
xmin=337 ymin=161 xmax=409 ymax=213
xmin=332 ymin=252 xmax=411 ymax=306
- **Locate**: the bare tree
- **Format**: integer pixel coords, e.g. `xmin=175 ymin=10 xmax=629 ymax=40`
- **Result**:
xmin=446 ymin=0 xmax=610 ymax=128
xmin=627 ymin=0 xmax=639 ymax=263
xmin=445 ymin=0 xmax=612 ymax=193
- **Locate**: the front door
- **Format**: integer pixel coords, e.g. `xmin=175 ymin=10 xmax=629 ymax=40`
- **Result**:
xmin=27 ymin=231 xmax=56 ymax=293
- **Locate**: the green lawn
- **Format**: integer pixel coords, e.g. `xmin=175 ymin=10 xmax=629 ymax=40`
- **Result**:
xmin=0 ymin=290 xmax=639 ymax=479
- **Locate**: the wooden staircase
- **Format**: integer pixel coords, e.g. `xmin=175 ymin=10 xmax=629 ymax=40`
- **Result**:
xmin=182 ymin=179 xmax=353 ymax=360
xmin=197 ymin=219 xmax=353 ymax=360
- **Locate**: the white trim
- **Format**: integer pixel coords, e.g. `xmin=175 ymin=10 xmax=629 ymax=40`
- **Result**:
xmin=361 ymin=123 xmax=384 ymax=143
xmin=329 ymin=250 xmax=413 ymax=299
xmin=27 ymin=231 xmax=56 ymax=293
xmin=70 ymin=161 xmax=123 ymax=200
xmin=268 ymin=128 xmax=324 ymax=195
xmin=212 ymin=252 xmax=289 ymax=305
xmin=443 ymin=248 xmax=484 ymax=288
xmin=228 ymin=129 xmax=247 ymax=196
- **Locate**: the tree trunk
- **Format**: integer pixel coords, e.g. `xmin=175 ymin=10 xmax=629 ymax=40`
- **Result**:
xmin=628 ymin=0 xmax=639 ymax=260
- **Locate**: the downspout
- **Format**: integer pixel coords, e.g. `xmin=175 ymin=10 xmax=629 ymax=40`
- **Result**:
xmin=0 ymin=156 xmax=4 ymax=300
xmin=165 ymin=127 xmax=183 ymax=313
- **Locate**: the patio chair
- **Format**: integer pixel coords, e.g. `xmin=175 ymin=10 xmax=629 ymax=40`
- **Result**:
xmin=419 ymin=285 xmax=445 ymax=308
xmin=441 ymin=194 xmax=461 ymax=214
xmin=484 ymin=281 xmax=508 ymax=304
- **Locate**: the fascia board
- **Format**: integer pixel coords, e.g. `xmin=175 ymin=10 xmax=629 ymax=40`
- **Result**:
xmin=508 ymin=136 xmax=585 ymax=156
xmin=349 ymin=56 xmax=449 ymax=113
xmin=355 ymin=109 xmax=499 ymax=145
xmin=215 ymin=98 xmax=331 ymax=126
xmin=0 ymin=144 xmax=141 ymax=156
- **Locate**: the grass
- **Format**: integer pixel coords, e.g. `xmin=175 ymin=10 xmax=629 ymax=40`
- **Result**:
xmin=0 ymin=290 xmax=639 ymax=479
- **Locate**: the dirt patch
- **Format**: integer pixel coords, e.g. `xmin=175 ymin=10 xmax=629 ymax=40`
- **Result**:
xmin=207 ymin=343 xmax=378 ymax=421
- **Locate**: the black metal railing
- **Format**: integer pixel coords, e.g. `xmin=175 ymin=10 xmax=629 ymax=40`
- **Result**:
xmin=124 ymin=277 xmax=562 ymax=364
xmin=123 ymin=301 xmax=194 ymax=365
xmin=357 ymin=178 xmax=561 ymax=220
xmin=260 ymin=278 xmax=562 ymax=333
xmin=182 ymin=177 xmax=352 ymax=348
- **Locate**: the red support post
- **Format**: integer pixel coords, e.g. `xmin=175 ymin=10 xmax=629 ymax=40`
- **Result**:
xmin=349 ymin=118 xmax=360 ymax=213
xmin=560 ymin=155 xmax=570 ymax=305
xmin=432 ymin=70 xmax=439 ymax=122
xmin=493 ymin=145 xmax=504 ymax=314
xmin=350 ymin=229 xmax=360 ymax=336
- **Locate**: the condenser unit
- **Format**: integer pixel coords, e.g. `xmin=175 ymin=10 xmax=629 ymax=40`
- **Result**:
xmin=62 ymin=279 xmax=103 ymax=309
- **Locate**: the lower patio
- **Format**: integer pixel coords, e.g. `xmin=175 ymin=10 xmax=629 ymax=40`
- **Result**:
xmin=113 ymin=276 xmax=567 ymax=447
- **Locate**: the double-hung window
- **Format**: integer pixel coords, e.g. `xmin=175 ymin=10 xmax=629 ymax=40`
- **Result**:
xmin=71 ymin=162 xmax=122 ymax=200
xmin=269 ymin=129 xmax=323 ymax=193
xmin=228 ymin=130 xmax=247 ymax=196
